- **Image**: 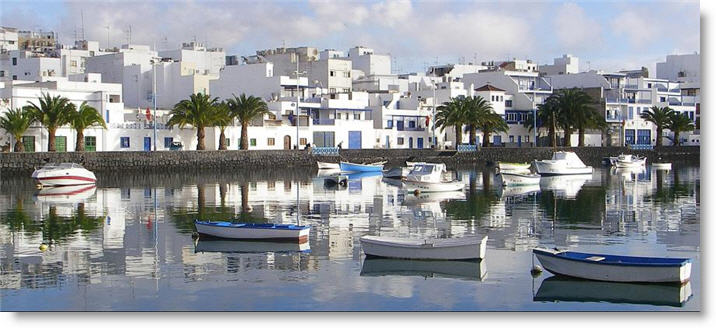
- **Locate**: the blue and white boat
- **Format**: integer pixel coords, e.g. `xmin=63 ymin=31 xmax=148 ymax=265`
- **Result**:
xmin=195 ymin=220 xmax=310 ymax=242
xmin=340 ymin=161 xmax=385 ymax=172
xmin=533 ymin=247 xmax=692 ymax=283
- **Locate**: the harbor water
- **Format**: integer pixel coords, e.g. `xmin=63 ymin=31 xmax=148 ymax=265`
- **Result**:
xmin=0 ymin=164 xmax=700 ymax=311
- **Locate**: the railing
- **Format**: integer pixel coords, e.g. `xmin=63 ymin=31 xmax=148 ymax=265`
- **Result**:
xmin=457 ymin=144 xmax=477 ymax=152
xmin=312 ymin=147 xmax=339 ymax=156
xmin=628 ymin=144 xmax=653 ymax=150
xmin=110 ymin=122 xmax=172 ymax=130
xmin=312 ymin=118 xmax=335 ymax=125
xmin=397 ymin=126 xmax=425 ymax=131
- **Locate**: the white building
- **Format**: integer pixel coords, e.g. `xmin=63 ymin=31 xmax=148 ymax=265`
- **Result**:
xmin=0 ymin=27 xmax=18 ymax=52
xmin=347 ymin=46 xmax=391 ymax=76
xmin=540 ymin=54 xmax=579 ymax=76
xmin=0 ymin=50 xmax=61 ymax=82
xmin=158 ymin=41 xmax=225 ymax=77
xmin=52 ymin=40 xmax=113 ymax=77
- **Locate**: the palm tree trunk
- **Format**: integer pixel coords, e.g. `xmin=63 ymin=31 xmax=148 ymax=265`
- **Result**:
xmin=76 ymin=130 xmax=85 ymax=151
xmin=218 ymin=128 xmax=227 ymax=150
xmin=482 ymin=132 xmax=490 ymax=148
xmin=469 ymin=125 xmax=476 ymax=145
xmin=454 ymin=125 xmax=462 ymax=146
xmin=241 ymin=184 xmax=249 ymax=214
xmin=13 ymin=135 xmax=24 ymax=152
xmin=551 ymin=113 xmax=557 ymax=147
xmin=564 ymin=127 xmax=573 ymax=147
xmin=673 ymin=131 xmax=680 ymax=146
xmin=241 ymin=122 xmax=249 ymax=150
xmin=196 ymin=126 xmax=205 ymax=150
xmin=578 ymin=128 xmax=585 ymax=147
xmin=656 ymin=127 xmax=663 ymax=147
xmin=48 ymin=126 xmax=57 ymax=152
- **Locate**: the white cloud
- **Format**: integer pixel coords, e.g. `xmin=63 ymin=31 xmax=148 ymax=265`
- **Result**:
xmin=553 ymin=2 xmax=604 ymax=51
xmin=611 ymin=10 xmax=658 ymax=47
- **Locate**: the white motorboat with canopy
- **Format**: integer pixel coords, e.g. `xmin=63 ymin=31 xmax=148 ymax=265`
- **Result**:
xmin=31 ymin=163 xmax=96 ymax=187
xmin=403 ymin=163 xmax=465 ymax=193
xmin=533 ymin=152 xmax=593 ymax=176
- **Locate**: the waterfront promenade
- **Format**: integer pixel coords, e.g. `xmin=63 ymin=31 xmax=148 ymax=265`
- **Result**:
xmin=0 ymin=146 xmax=700 ymax=173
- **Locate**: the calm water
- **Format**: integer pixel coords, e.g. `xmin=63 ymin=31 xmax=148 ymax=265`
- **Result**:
xmin=0 ymin=164 xmax=700 ymax=311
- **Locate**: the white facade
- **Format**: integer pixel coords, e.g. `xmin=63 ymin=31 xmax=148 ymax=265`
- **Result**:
xmin=347 ymin=46 xmax=391 ymax=76
xmin=540 ymin=54 xmax=579 ymax=76
xmin=656 ymin=53 xmax=700 ymax=87
xmin=158 ymin=41 xmax=225 ymax=77
xmin=0 ymin=27 xmax=18 ymax=52
xmin=53 ymin=40 xmax=113 ymax=77
xmin=0 ymin=50 xmax=61 ymax=82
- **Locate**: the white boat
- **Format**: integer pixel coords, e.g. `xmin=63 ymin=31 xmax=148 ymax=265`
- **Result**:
xmin=614 ymin=154 xmax=647 ymax=168
xmin=497 ymin=162 xmax=531 ymax=171
xmin=499 ymin=172 xmax=541 ymax=186
xmin=533 ymin=152 xmax=593 ymax=176
xmin=383 ymin=167 xmax=411 ymax=180
xmin=403 ymin=163 xmax=465 ymax=193
xmin=652 ymin=162 xmax=672 ymax=170
xmin=34 ymin=184 xmax=97 ymax=204
xmin=360 ymin=235 xmax=487 ymax=260
xmin=360 ymin=257 xmax=487 ymax=281
xmin=406 ymin=161 xmax=425 ymax=168
xmin=533 ymin=247 xmax=692 ymax=283
xmin=31 ymin=163 xmax=96 ymax=186
xmin=317 ymin=161 xmax=340 ymax=170
xmin=195 ymin=220 xmax=310 ymax=242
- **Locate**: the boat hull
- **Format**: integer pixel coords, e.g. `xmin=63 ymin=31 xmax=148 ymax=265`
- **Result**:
xmin=360 ymin=235 xmax=487 ymax=260
xmin=533 ymin=248 xmax=691 ymax=283
xmin=499 ymin=172 xmax=540 ymax=186
xmin=340 ymin=162 xmax=383 ymax=172
xmin=32 ymin=167 xmax=96 ymax=186
xmin=195 ymin=221 xmax=310 ymax=242
xmin=497 ymin=162 xmax=531 ymax=171
xmin=533 ymin=161 xmax=593 ymax=176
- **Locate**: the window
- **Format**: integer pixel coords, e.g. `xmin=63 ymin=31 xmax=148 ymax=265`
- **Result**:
xmin=12 ymin=58 xmax=17 ymax=65
xmin=85 ymin=136 xmax=97 ymax=152
xmin=330 ymin=70 xmax=335 ymax=77
xmin=144 ymin=188 xmax=152 ymax=198
xmin=267 ymin=138 xmax=275 ymax=146
xmin=0 ymin=71 xmax=4 ymax=77
xmin=509 ymin=135 xmax=514 ymax=143
xmin=121 ymin=188 xmax=131 ymax=200
xmin=120 ymin=137 xmax=130 ymax=148
xmin=505 ymin=100 xmax=512 ymax=107
xmin=300 ymin=138 xmax=307 ymax=145
xmin=22 ymin=136 xmax=35 ymax=152
xmin=70 ymin=60 xmax=77 ymax=67
xmin=250 ymin=138 xmax=257 ymax=146
xmin=353 ymin=113 xmax=360 ymax=120
xmin=386 ymin=120 xmax=393 ymax=128
xmin=408 ymin=121 xmax=416 ymax=128
xmin=12 ymin=75 xmax=17 ymax=80
xmin=627 ymin=107 xmax=634 ymax=120
xmin=397 ymin=137 xmax=404 ymax=145
xmin=343 ymin=71 xmax=350 ymax=78
xmin=225 ymin=138 xmax=230 ymax=148
xmin=164 ymin=137 xmax=173 ymax=148
xmin=660 ymin=97 xmax=666 ymax=102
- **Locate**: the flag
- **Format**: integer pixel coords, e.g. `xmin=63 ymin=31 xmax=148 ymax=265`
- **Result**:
xmin=146 ymin=108 xmax=152 ymax=121
xmin=425 ymin=115 xmax=430 ymax=126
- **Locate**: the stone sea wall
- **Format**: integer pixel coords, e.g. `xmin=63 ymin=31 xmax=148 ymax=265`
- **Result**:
xmin=0 ymin=146 xmax=700 ymax=173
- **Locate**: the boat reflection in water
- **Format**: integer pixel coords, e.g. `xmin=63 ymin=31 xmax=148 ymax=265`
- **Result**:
xmin=540 ymin=174 xmax=593 ymax=199
xmin=33 ymin=184 xmax=97 ymax=204
xmin=498 ymin=184 xmax=540 ymax=199
xmin=194 ymin=238 xmax=311 ymax=254
xmin=360 ymin=257 xmax=487 ymax=281
xmin=611 ymin=166 xmax=647 ymax=182
xmin=401 ymin=191 xmax=465 ymax=206
xmin=534 ymin=276 xmax=692 ymax=307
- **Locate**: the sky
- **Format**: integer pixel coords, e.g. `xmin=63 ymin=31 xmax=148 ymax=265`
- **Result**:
xmin=0 ymin=0 xmax=701 ymax=75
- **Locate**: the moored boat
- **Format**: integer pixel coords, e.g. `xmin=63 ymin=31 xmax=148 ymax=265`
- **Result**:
xmin=533 ymin=152 xmax=593 ymax=176
xmin=339 ymin=161 xmax=385 ymax=172
xmin=614 ymin=154 xmax=647 ymax=168
xmin=383 ymin=167 xmax=411 ymax=180
xmin=360 ymin=235 xmax=487 ymax=260
xmin=32 ymin=163 xmax=96 ymax=186
xmin=652 ymin=162 xmax=672 ymax=170
xmin=195 ymin=220 xmax=310 ymax=242
xmin=497 ymin=162 xmax=531 ymax=172
xmin=499 ymin=172 xmax=541 ymax=186
xmin=317 ymin=161 xmax=340 ymax=170
xmin=533 ymin=247 xmax=692 ymax=283
xmin=403 ymin=163 xmax=465 ymax=193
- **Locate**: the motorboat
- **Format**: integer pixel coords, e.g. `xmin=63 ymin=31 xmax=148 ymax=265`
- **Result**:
xmin=403 ymin=163 xmax=465 ymax=193
xmin=194 ymin=239 xmax=311 ymax=254
xmin=614 ymin=154 xmax=647 ymax=168
xmin=34 ymin=184 xmax=97 ymax=204
xmin=406 ymin=161 xmax=425 ymax=168
xmin=339 ymin=161 xmax=385 ymax=172
xmin=499 ymin=172 xmax=541 ymax=186
xmin=652 ymin=162 xmax=672 ymax=170
xmin=539 ymin=174 xmax=593 ymax=199
xmin=533 ymin=152 xmax=593 ymax=176
xmin=195 ymin=220 xmax=310 ymax=242
xmin=360 ymin=257 xmax=487 ymax=281
xmin=497 ymin=162 xmax=531 ymax=172
xmin=317 ymin=161 xmax=340 ymax=170
xmin=32 ymin=163 xmax=96 ymax=187
xmin=383 ymin=166 xmax=411 ymax=180
xmin=534 ymin=276 xmax=692 ymax=307
xmin=360 ymin=235 xmax=487 ymax=260
xmin=533 ymin=247 xmax=692 ymax=283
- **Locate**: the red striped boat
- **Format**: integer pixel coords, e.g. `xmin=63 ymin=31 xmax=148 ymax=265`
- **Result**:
xmin=32 ymin=163 xmax=96 ymax=187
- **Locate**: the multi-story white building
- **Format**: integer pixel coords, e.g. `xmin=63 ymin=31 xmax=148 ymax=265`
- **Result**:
xmin=158 ymin=41 xmax=225 ymax=77
xmin=656 ymin=53 xmax=700 ymax=129
xmin=0 ymin=27 xmax=18 ymax=53
xmin=0 ymin=50 xmax=61 ymax=82
xmin=347 ymin=46 xmax=391 ymax=76
xmin=540 ymin=54 xmax=579 ymax=76
xmin=52 ymin=40 xmax=113 ymax=77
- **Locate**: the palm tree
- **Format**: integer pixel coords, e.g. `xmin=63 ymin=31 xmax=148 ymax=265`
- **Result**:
xmin=435 ymin=98 xmax=466 ymax=146
xmin=227 ymin=93 xmax=269 ymax=150
xmin=555 ymin=88 xmax=596 ymax=147
xmin=477 ymin=111 xmax=508 ymax=148
xmin=464 ymin=96 xmax=494 ymax=145
xmin=212 ymin=101 xmax=234 ymax=150
xmin=523 ymin=95 xmax=561 ymax=147
xmin=69 ymin=102 xmax=107 ymax=151
xmin=0 ymin=107 xmax=34 ymax=152
xmin=23 ymin=93 xmax=74 ymax=152
xmin=167 ymin=93 xmax=219 ymax=150
xmin=640 ymin=106 xmax=675 ymax=147
xmin=668 ymin=112 xmax=695 ymax=146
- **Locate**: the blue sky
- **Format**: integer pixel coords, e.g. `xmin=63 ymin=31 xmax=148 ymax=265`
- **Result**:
xmin=0 ymin=0 xmax=700 ymax=74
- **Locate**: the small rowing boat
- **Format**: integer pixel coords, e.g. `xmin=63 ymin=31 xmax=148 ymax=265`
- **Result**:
xmin=533 ymin=152 xmax=593 ymax=176
xmin=360 ymin=235 xmax=487 ymax=260
xmin=339 ymin=161 xmax=385 ymax=172
xmin=195 ymin=220 xmax=310 ymax=242
xmin=317 ymin=161 xmax=340 ymax=170
xmin=533 ymin=247 xmax=692 ymax=283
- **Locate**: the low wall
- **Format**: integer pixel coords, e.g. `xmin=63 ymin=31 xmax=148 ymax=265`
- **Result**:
xmin=0 ymin=146 xmax=700 ymax=173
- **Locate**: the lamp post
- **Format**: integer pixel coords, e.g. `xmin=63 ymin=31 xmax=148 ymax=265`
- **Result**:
xmin=433 ymin=79 xmax=437 ymax=148
xmin=151 ymin=57 xmax=159 ymax=151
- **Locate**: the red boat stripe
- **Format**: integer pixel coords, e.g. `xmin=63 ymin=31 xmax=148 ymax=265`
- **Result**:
xmin=37 ymin=176 xmax=96 ymax=182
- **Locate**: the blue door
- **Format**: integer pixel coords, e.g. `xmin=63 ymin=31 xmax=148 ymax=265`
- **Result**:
xmin=348 ymin=131 xmax=362 ymax=149
xmin=417 ymin=137 xmax=424 ymax=149
xmin=625 ymin=129 xmax=635 ymax=145
xmin=518 ymin=136 xmax=522 ymax=147
xmin=493 ymin=135 xmax=501 ymax=146
xmin=637 ymin=129 xmax=651 ymax=145
xmin=408 ymin=137 xmax=413 ymax=149
xmin=144 ymin=137 xmax=151 ymax=151
xmin=396 ymin=121 xmax=404 ymax=131
xmin=385 ymin=136 xmax=390 ymax=149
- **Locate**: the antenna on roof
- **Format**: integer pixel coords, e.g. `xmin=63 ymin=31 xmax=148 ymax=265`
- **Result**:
xmin=80 ymin=10 xmax=85 ymax=40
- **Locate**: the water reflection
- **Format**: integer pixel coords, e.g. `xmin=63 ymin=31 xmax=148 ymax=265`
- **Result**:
xmin=534 ymin=276 xmax=692 ymax=307
xmin=0 ymin=165 xmax=700 ymax=311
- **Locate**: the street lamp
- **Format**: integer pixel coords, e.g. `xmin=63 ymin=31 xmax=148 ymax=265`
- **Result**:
xmin=150 ymin=56 xmax=160 ymax=151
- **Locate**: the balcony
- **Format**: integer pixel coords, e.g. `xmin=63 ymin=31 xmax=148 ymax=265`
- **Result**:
xmin=396 ymin=125 xmax=425 ymax=132
xmin=313 ymin=118 xmax=335 ymax=125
